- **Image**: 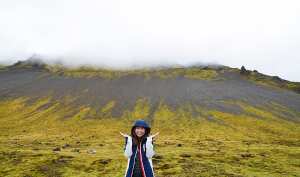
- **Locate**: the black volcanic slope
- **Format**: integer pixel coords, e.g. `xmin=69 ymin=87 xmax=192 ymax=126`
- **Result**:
xmin=0 ymin=65 xmax=299 ymax=124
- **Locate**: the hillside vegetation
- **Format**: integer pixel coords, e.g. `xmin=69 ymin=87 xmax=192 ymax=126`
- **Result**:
xmin=0 ymin=60 xmax=299 ymax=176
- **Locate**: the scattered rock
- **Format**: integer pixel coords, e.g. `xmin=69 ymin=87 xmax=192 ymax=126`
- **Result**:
xmin=12 ymin=142 xmax=17 ymax=144
xmin=53 ymin=147 xmax=61 ymax=151
xmin=76 ymin=141 xmax=82 ymax=144
xmin=37 ymin=142 xmax=41 ymax=144
xmin=246 ymin=142 xmax=253 ymax=146
xmin=217 ymin=150 xmax=221 ymax=152
xmin=62 ymin=146 xmax=66 ymax=149
xmin=153 ymin=154 xmax=163 ymax=159
xmin=71 ymin=149 xmax=79 ymax=152
xmin=18 ymin=143 xmax=24 ymax=146
xmin=91 ymin=159 xmax=112 ymax=165
xmin=177 ymin=144 xmax=182 ymax=147
xmin=33 ymin=148 xmax=39 ymax=151
xmin=180 ymin=154 xmax=191 ymax=158
xmin=87 ymin=150 xmax=97 ymax=154
xmin=45 ymin=143 xmax=52 ymax=145
xmin=66 ymin=144 xmax=71 ymax=147
xmin=99 ymin=144 xmax=104 ymax=146
xmin=260 ymin=152 xmax=266 ymax=157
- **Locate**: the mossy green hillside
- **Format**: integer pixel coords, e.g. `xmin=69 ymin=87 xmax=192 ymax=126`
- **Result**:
xmin=1 ymin=62 xmax=229 ymax=82
xmin=0 ymin=93 xmax=299 ymax=177
xmin=43 ymin=63 xmax=300 ymax=94
xmin=241 ymin=70 xmax=300 ymax=94
xmin=49 ymin=65 xmax=186 ymax=81
xmin=183 ymin=68 xmax=223 ymax=82
xmin=0 ymin=62 xmax=50 ymax=72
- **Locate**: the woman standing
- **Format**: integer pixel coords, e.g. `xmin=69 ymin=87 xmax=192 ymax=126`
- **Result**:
xmin=120 ymin=120 xmax=159 ymax=177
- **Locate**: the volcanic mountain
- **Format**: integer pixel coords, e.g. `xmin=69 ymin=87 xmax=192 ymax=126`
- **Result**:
xmin=0 ymin=57 xmax=299 ymax=124
xmin=1 ymin=57 xmax=300 ymax=176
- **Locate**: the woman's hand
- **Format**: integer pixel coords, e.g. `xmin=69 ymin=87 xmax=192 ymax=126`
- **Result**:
xmin=120 ymin=132 xmax=129 ymax=138
xmin=149 ymin=132 xmax=159 ymax=138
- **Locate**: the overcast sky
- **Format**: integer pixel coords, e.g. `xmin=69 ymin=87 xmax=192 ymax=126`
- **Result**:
xmin=0 ymin=0 xmax=299 ymax=81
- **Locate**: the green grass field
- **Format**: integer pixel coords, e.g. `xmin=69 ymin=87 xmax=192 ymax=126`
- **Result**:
xmin=0 ymin=94 xmax=299 ymax=177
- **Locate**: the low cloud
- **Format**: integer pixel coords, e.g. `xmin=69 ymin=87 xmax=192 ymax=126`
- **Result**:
xmin=0 ymin=1 xmax=299 ymax=81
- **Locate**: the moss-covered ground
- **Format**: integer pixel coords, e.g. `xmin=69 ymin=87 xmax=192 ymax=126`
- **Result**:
xmin=240 ymin=69 xmax=300 ymax=94
xmin=0 ymin=94 xmax=299 ymax=177
xmin=1 ymin=62 xmax=228 ymax=82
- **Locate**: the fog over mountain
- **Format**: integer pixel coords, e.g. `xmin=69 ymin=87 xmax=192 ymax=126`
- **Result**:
xmin=1 ymin=0 xmax=300 ymax=81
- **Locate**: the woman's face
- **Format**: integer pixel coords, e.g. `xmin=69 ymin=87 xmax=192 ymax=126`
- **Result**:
xmin=135 ymin=127 xmax=146 ymax=137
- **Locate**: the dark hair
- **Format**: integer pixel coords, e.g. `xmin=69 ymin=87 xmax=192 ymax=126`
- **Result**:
xmin=132 ymin=127 xmax=149 ymax=147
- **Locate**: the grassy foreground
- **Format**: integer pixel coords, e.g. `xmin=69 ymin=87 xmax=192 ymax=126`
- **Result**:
xmin=0 ymin=94 xmax=299 ymax=177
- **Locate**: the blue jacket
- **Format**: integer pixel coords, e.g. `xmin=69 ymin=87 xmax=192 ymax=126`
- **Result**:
xmin=124 ymin=120 xmax=154 ymax=177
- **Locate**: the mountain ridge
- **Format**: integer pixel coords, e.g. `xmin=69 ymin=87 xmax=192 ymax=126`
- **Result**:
xmin=0 ymin=60 xmax=299 ymax=123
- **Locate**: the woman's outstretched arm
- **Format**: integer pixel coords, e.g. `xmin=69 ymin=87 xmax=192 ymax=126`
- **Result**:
xmin=120 ymin=132 xmax=132 ymax=158
xmin=146 ymin=132 xmax=159 ymax=159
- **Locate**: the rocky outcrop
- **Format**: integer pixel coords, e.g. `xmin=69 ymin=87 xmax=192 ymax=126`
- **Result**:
xmin=240 ymin=66 xmax=250 ymax=76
